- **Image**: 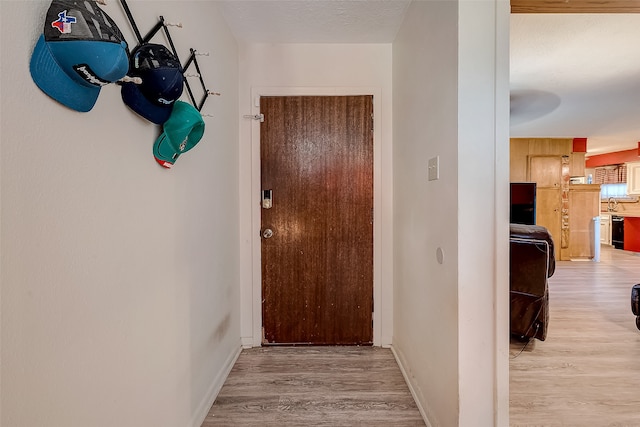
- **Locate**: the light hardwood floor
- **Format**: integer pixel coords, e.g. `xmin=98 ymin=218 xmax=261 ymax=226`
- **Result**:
xmin=510 ymin=245 xmax=640 ymax=427
xmin=201 ymin=346 xmax=425 ymax=426
xmin=203 ymin=246 xmax=640 ymax=426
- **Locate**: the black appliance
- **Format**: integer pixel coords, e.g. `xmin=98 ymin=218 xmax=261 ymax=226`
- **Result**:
xmin=510 ymin=182 xmax=537 ymax=225
xmin=612 ymin=215 xmax=624 ymax=249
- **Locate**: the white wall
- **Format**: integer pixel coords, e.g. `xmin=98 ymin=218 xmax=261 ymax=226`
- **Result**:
xmin=392 ymin=2 xmax=460 ymax=424
xmin=392 ymin=1 xmax=510 ymax=426
xmin=237 ymin=43 xmax=394 ymax=347
xmin=457 ymin=2 xmax=510 ymax=425
xmin=0 ymin=2 xmax=240 ymax=426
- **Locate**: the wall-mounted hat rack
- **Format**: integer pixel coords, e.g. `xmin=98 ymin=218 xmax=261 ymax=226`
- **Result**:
xmin=118 ymin=0 xmax=219 ymax=114
xmin=182 ymin=49 xmax=220 ymax=113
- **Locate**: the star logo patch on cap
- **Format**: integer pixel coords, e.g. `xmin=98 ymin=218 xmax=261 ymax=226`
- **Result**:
xmin=30 ymin=0 xmax=129 ymax=112
xmin=51 ymin=10 xmax=77 ymax=34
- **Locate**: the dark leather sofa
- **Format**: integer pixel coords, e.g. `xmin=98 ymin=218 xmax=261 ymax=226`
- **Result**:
xmin=510 ymin=223 xmax=556 ymax=341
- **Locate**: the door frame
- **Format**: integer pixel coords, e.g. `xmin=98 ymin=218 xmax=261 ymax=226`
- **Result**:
xmin=246 ymin=86 xmax=390 ymax=347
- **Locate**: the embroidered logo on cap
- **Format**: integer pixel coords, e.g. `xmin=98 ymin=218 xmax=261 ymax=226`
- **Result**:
xmin=73 ymin=64 xmax=110 ymax=86
xmin=51 ymin=10 xmax=77 ymax=34
xmin=179 ymin=138 xmax=187 ymax=152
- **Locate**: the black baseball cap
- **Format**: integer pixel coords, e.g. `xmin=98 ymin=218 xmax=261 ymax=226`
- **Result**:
xmin=121 ymin=43 xmax=184 ymax=124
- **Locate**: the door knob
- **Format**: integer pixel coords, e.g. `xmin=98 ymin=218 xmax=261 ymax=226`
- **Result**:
xmin=262 ymin=228 xmax=274 ymax=239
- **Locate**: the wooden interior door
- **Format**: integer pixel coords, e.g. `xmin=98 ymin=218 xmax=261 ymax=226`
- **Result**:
xmin=260 ymin=95 xmax=374 ymax=345
xmin=536 ymin=188 xmax=562 ymax=246
xmin=528 ymin=155 xmax=563 ymax=245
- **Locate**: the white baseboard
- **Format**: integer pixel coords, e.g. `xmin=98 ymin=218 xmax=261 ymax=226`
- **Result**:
xmin=380 ymin=335 xmax=393 ymax=348
xmin=390 ymin=345 xmax=432 ymax=427
xmin=192 ymin=342 xmax=243 ymax=427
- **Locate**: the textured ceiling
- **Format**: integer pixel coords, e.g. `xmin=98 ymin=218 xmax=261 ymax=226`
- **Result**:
xmin=510 ymin=14 xmax=640 ymax=155
xmin=218 ymin=1 xmax=640 ymax=155
xmin=218 ymin=0 xmax=411 ymax=43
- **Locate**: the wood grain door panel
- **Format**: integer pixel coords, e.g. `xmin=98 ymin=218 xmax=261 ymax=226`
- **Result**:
xmin=536 ymin=187 xmax=562 ymax=246
xmin=260 ymin=96 xmax=373 ymax=345
xmin=569 ymin=187 xmax=600 ymax=259
xmin=528 ymin=155 xmax=562 ymax=188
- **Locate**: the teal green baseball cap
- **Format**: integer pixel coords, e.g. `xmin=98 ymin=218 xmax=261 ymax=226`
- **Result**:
xmin=153 ymin=101 xmax=205 ymax=168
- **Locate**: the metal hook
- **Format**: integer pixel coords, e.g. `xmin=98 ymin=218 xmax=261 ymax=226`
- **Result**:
xmin=119 ymin=76 xmax=142 ymax=84
xmin=207 ymin=90 xmax=221 ymax=96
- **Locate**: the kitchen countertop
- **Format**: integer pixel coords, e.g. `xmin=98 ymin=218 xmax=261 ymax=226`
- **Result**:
xmin=600 ymin=211 xmax=640 ymax=217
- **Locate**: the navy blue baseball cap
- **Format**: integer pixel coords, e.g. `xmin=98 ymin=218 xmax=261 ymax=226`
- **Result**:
xmin=153 ymin=101 xmax=205 ymax=169
xmin=121 ymin=44 xmax=184 ymax=124
xmin=30 ymin=0 xmax=129 ymax=112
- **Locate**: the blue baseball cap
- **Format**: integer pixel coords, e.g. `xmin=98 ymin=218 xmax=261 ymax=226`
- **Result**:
xmin=30 ymin=0 xmax=129 ymax=112
xmin=121 ymin=43 xmax=184 ymax=124
xmin=153 ymin=101 xmax=205 ymax=169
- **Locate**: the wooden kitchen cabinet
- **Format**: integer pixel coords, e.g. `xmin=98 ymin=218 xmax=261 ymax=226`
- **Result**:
xmin=568 ymin=184 xmax=601 ymax=259
xmin=528 ymin=155 xmax=565 ymax=257
xmin=510 ymin=139 xmax=600 ymax=260
xmin=570 ymin=152 xmax=586 ymax=177
xmin=528 ymin=155 xmax=563 ymax=187
xmin=510 ymin=138 xmax=573 ymax=182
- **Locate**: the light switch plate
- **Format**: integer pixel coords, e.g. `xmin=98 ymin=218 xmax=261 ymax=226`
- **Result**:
xmin=428 ymin=156 xmax=439 ymax=181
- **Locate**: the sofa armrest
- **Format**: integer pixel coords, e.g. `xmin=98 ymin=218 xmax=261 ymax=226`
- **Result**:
xmin=510 ymin=223 xmax=555 ymax=277
xmin=509 ymin=230 xmax=553 ymax=341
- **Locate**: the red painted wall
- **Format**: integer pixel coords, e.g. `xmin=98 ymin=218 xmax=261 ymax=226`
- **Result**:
xmin=573 ymin=138 xmax=587 ymax=152
xmin=586 ymin=148 xmax=640 ymax=168
xmin=624 ymin=217 xmax=640 ymax=252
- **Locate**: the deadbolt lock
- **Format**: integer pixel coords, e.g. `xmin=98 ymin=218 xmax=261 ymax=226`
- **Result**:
xmin=261 ymin=190 xmax=273 ymax=209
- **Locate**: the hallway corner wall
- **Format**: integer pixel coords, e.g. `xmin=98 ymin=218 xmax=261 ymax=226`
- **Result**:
xmin=392 ymin=0 xmax=510 ymax=425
